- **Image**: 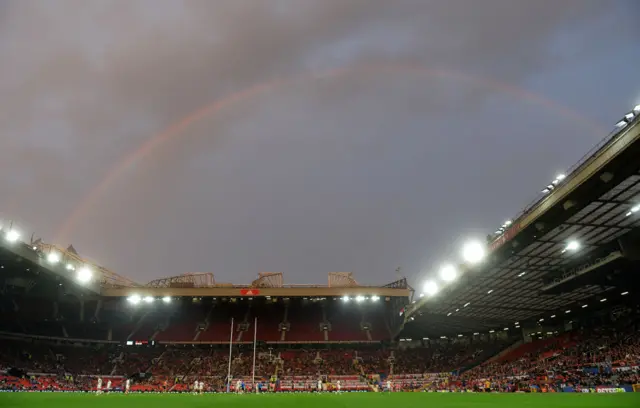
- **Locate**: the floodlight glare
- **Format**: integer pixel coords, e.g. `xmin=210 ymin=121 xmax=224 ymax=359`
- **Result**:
xmin=462 ymin=241 xmax=486 ymax=264
xmin=371 ymin=295 xmax=380 ymax=302
xmin=633 ymin=105 xmax=640 ymax=114
xmin=565 ymin=240 xmax=580 ymax=252
xmin=65 ymin=263 xmax=75 ymax=271
xmin=355 ymin=295 xmax=365 ymax=302
xmin=47 ymin=252 xmax=61 ymax=264
xmin=5 ymin=229 xmax=20 ymax=243
xmin=556 ymin=174 xmax=566 ymax=181
xmin=439 ymin=264 xmax=457 ymax=282
xmin=631 ymin=205 xmax=639 ymax=213
xmin=76 ymin=267 xmax=92 ymax=283
xmin=143 ymin=296 xmax=154 ymax=303
xmin=341 ymin=295 xmax=350 ymax=302
xmin=127 ymin=294 xmax=141 ymax=305
xmin=423 ymin=281 xmax=439 ymax=296
xmin=162 ymin=296 xmax=171 ymax=303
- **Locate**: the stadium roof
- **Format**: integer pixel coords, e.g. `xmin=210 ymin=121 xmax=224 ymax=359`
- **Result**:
xmin=403 ymin=104 xmax=640 ymax=338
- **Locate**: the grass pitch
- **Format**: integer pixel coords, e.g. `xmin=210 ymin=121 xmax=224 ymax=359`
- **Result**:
xmin=1 ymin=392 xmax=639 ymax=408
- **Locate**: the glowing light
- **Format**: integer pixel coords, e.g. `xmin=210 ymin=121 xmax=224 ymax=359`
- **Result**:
xmin=76 ymin=267 xmax=92 ymax=283
xmin=341 ymin=295 xmax=350 ymax=302
xmin=47 ymin=252 xmax=61 ymax=264
xmin=423 ymin=281 xmax=439 ymax=296
xmin=5 ymin=230 xmax=20 ymax=243
xmin=462 ymin=241 xmax=485 ymax=264
xmin=565 ymin=240 xmax=580 ymax=252
xmin=127 ymin=294 xmax=141 ymax=305
xmin=162 ymin=296 xmax=171 ymax=303
xmin=439 ymin=264 xmax=457 ymax=282
xmin=355 ymin=295 xmax=365 ymax=303
xmin=371 ymin=295 xmax=380 ymax=302
xmin=144 ymin=296 xmax=154 ymax=303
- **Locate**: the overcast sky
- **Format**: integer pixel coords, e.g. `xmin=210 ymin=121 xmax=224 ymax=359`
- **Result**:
xmin=1 ymin=0 xmax=639 ymax=286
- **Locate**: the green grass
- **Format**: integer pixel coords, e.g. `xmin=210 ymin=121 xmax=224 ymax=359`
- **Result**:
xmin=0 ymin=392 xmax=639 ymax=408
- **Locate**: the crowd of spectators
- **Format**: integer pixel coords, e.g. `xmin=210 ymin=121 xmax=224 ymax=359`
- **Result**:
xmin=2 ymin=305 xmax=639 ymax=393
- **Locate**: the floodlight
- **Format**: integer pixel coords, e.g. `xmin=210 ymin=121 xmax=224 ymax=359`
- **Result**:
xmin=66 ymin=263 xmax=75 ymax=271
xmin=5 ymin=229 xmax=20 ymax=243
xmin=76 ymin=267 xmax=92 ymax=283
xmin=341 ymin=295 xmax=350 ymax=302
xmin=556 ymin=174 xmax=566 ymax=181
xmin=423 ymin=281 xmax=438 ymax=296
xmin=462 ymin=241 xmax=485 ymax=264
xmin=487 ymin=289 xmax=494 ymax=294
xmin=355 ymin=295 xmax=365 ymax=303
xmin=47 ymin=252 xmax=61 ymax=264
xmin=625 ymin=112 xmax=634 ymax=121
xmin=565 ymin=310 xmax=571 ymax=313
xmin=128 ymin=294 xmax=141 ymax=305
xmin=143 ymin=296 xmax=154 ymax=303
xmin=504 ymin=220 xmax=512 ymax=227
xmin=633 ymin=105 xmax=640 ymax=114
xmin=371 ymin=295 xmax=380 ymax=302
xmin=565 ymin=240 xmax=580 ymax=252
xmin=631 ymin=205 xmax=639 ymax=213
xmin=162 ymin=296 xmax=171 ymax=303
xmin=621 ymin=291 xmax=629 ymax=296
xmin=439 ymin=264 xmax=457 ymax=282
xmin=615 ymin=120 xmax=628 ymax=128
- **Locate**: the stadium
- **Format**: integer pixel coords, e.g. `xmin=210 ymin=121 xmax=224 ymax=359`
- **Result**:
xmin=2 ymin=105 xmax=640 ymax=408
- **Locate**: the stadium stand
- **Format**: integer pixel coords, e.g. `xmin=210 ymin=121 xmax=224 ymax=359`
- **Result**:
xmin=1 ymin=103 xmax=640 ymax=393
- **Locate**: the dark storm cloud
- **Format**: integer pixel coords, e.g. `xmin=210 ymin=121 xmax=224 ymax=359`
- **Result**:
xmin=0 ymin=0 xmax=638 ymax=284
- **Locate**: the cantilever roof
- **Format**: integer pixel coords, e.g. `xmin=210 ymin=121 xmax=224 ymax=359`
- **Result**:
xmin=404 ymin=114 xmax=640 ymax=337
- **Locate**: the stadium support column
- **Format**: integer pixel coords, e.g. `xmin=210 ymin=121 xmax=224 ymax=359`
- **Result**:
xmin=226 ymin=318 xmax=234 ymax=393
xmin=252 ymin=317 xmax=257 ymax=393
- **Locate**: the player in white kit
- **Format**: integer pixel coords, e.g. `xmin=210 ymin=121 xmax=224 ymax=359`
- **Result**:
xmin=386 ymin=380 xmax=392 ymax=392
xmin=106 ymin=380 xmax=112 ymax=393
xmin=125 ymin=379 xmax=130 ymax=394
xmin=336 ymin=380 xmax=341 ymax=393
xmin=193 ymin=380 xmax=199 ymax=395
xmin=236 ymin=379 xmax=243 ymax=394
xmin=96 ymin=377 xmax=103 ymax=395
xmin=317 ymin=379 xmax=322 ymax=393
xmin=199 ymin=381 xmax=204 ymax=395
